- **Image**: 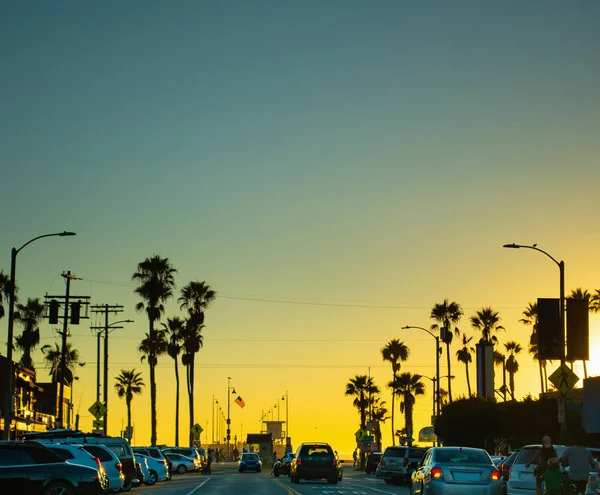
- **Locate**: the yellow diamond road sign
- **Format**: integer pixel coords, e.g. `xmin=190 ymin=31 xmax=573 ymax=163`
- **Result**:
xmin=549 ymin=364 xmax=579 ymax=395
xmin=355 ymin=428 xmax=366 ymax=442
xmin=88 ymin=401 xmax=107 ymax=420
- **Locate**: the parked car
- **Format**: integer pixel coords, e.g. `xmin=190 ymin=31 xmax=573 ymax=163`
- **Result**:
xmin=133 ymin=448 xmax=170 ymax=481
xmin=497 ymin=450 xmax=520 ymax=495
xmin=164 ymin=452 xmax=198 ymax=474
xmin=376 ymin=445 xmax=428 ymax=484
xmin=134 ymin=452 xmax=169 ymax=484
xmin=39 ymin=442 xmax=108 ymax=486
xmin=238 ymin=452 xmax=262 ymax=472
xmin=366 ymin=452 xmax=383 ymax=474
xmin=80 ymin=444 xmax=126 ymax=493
xmin=273 ymin=452 xmax=294 ymax=477
xmin=411 ymin=446 xmax=502 ymax=495
xmin=290 ymin=442 xmax=340 ymax=484
xmin=0 ymin=441 xmax=107 ymax=495
xmin=133 ymin=459 xmax=146 ymax=487
xmin=507 ymin=444 xmax=568 ymax=495
xmin=162 ymin=447 xmax=202 ymax=464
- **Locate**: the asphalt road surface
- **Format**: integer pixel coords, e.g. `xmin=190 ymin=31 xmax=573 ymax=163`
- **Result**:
xmin=132 ymin=462 xmax=412 ymax=495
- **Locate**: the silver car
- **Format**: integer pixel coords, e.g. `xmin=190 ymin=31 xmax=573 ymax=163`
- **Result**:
xmin=411 ymin=446 xmax=502 ymax=495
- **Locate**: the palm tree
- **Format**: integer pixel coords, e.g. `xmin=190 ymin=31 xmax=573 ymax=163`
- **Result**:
xmin=392 ymin=372 xmax=425 ymax=446
xmin=163 ymin=317 xmax=185 ymax=446
xmin=178 ymin=281 xmax=216 ymax=446
xmin=470 ymin=307 xmax=504 ymax=344
xmin=568 ymin=288 xmax=591 ymax=379
xmin=370 ymin=398 xmax=389 ymax=452
xmin=430 ymin=299 xmax=463 ymax=402
xmin=114 ymin=369 xmax=145 ymax=441
xmin=504 ymin=341 xmax=522 ymax=400
xmin=455 ymin=334 xmax=474 ymax=396
xmin=14 ymin=298 xmax=45 ymax=370
xmin=381 ymin=339 xmax=409 ymax=445
xmin=345 ymin=375 xmax=379 ymax=468
xmin=132 ymin=255 xmax=177 ymax=446
xmin=0 ymin=270 xmax=11 ymax=321
xmin=493 ymin=350 xmax=507 ymax=401
xmin=41 ymin=342 xmax=80 ymax=384
xmin=519 ymin=302 xmax=547 ymax=394
xmin=590 ymin=289 xmax=600 ymax=313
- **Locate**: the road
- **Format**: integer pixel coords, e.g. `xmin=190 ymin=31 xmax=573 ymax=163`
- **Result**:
xmin=133 ymin=462 xmax=411 ymax=495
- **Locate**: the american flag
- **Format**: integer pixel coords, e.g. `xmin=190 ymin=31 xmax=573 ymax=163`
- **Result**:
xmin=234 ymin=396 xmax=245 ymax=408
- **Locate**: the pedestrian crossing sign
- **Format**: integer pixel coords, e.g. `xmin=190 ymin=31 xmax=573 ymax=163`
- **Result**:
xmin=88 ymin=401 xmax=107 ymax=420
xmin=549 ymin=363 xmax=579 ymax=395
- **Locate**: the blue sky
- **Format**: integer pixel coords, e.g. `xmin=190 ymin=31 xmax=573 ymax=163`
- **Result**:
xmin=2 ymin=1 xmax=600 ymax=451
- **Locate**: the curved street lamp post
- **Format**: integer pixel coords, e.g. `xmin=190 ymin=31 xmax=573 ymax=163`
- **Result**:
xmin=3 ymin=231 xmax=76 ymax=440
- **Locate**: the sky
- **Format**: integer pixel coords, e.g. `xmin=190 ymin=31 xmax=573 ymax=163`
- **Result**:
xmin=1 ymin=0 xmax=600 ymax=456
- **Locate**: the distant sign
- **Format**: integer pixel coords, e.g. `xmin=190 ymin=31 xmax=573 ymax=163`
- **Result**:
xmin=88 ymin=401 xmax=107 ymax=420
xmin=355 ymin=428 xmax=367 ymax=443
xmin=92 ymin=419 xmax=103 ymax=429
xmin=549 ymin=364 xmax=579 ymax=395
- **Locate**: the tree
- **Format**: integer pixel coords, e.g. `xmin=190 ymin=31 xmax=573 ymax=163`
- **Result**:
xmin=114 ymin=369 xmax=145 ymax=441
xmin=345 ymin=375 xmax=379 ymax=468
xmin=392 ymin=372 xmax=425 ymax=446
xmin=14 ymin=298 xmax=45 ymax=370
xmin=456 ymin=334 xmax=474 ymax=397
xmin=163 ymin=317 xmax=185 ymax=446
xmin=520 ymin=302 xmax=546 ymax=394
xmin=568 ymin=288 xmax=591 ymax=379
xmin=470 ymin=307 xmax=504 ymax=344
xmin=430 ymin=299 xmax=463 ymax=402
xmin=370 ymin=398 xmax=389 ymax=452
xmin=41 ymin=342 xmax=80 ymax=384
xmin=178 ymin=281 xmax=216 ymax=446
xmin=493 ymin=350 xmax=507 ymax=401
xmin=590 ymin=289 xmax=600 ymax=313
xmin=504 ymin=341 xmax=522 ymax=400
xmin=132 ymin=255 xmax=177 ymax=446
xmin=381 ymin=339 xmax=409 ymax=445
xmin=0 ymin=270 xmax=11 ymax=322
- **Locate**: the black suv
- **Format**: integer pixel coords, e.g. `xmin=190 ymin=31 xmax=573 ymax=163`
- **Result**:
xmin=290 ymin=442 xmax=341 ymax=484
xmin=365 ymin=451 xmax=383 ymax=473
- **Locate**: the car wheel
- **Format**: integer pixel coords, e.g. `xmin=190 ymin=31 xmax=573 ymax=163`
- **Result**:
xmin=328 ymin=476 xmax=338 ymax=484
xmin=121 ymin=479 xmax=133 ymax=492
xmin=44 ymin=482 xmax=75 ymax=495
xmin=145 ymin=470 xmax=158 ymax=486
xmin=338 ymin=471 xmax=343 ymax=481
xmin=257 ymin=468 xmax=262 ymax=473
xmin=177 ymin=464 xmax=187 ymax=474
xmin=384 ymin=479 xmax=393 ymax=484
xmin=274 ymin=470 xmax=280 ymax=477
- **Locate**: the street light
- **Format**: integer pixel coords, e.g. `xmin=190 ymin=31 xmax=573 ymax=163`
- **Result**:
xmin=3 ymin=231 xmax=76 ymax=440
xmin=227 ymin=377 xmax=236 ymax=458
xmin=422 ymin=375 xmax=454 ymax=419
xmin=401 ymin=326 xmax=441 ymax=421
xmin=281 ymin=391 xmax=289 ymax=439
xmin=503 ymin=243 xmax=565 ymax=365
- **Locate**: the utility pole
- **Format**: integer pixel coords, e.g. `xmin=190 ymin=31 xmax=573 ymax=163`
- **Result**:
xmin=90 ymin=304 xmax=124 ymax=435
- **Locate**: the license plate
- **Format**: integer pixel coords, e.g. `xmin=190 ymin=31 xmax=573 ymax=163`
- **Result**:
xmin=452 ymin=471 xmax=481 ymax=482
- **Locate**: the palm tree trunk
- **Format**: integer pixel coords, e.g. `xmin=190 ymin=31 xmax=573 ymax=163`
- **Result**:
xmin=509 ymin=372 xmax=515 ymax=400
xmin=149 ymin=322 xmax=157 ymax=446
xmin=465 ymin=361 xmax=471 ymax=397
xmin=127 ymin=398 xmax=132 ymax=439
xmin=446 ymin=341 xmax=453 ymax=402
xmin=538 ymin=359 xmax=544 ymax=395
xmin=391 ymin=377 xmax=396 ymax=446
xmin=188 ymin=356 xmax=195 ymax=447
xmin=406 ymin=395 xmax=414 ymax=447
xmin=543 ymin=361 xmax=548 ymax=393
xmin=174 ymin=358 xmax=180 ymax=446
xmin=583 ymin=360 xmax=588 ymax=379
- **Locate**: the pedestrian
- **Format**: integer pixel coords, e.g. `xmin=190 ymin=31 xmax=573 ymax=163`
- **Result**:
xmin=525 ymin=435 xmax=557 ymax=495
xmin=206 ymin=448 xmax=212 ymax=474
xmin=353 ymin=449 xmax=358 ymax=467
xmin=541 ymin=458 xmax=562 ymax=495
xmin=272 ymin=450 xmax=278 ymax=467
xmin=559 ymin=433 xmax=596 ymax=495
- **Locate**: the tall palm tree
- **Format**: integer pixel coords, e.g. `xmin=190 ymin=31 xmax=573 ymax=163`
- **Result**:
xmin=430 ymin=299 xmax=463 ymax=402
xmin=392 ymin=372 xmax=425 ymax=446
xmin=590 ymin=289 xmax=600 ymax=313
xmin=519 ymin=302 xmax=546 ymax=394
xmin=0 ymin=270 xmax=11 ymax=322
xmin=14 ymin=298 xmax=45 ymax=370
xmin=470 ymin=307 xmax=504 ymax=344
xmin=345 ymin=375 xmax=379 ymax=468
xmin=41 ymin=342 xmax=80 ymax=384
xmin=370 ymin=398 xmax=389 ymax=452
xmin=163 ymin=317 xmax=185 ymax=446
xmin=568 ymin=288 xmax=591 ymax=379
xmin=455 ymin=334 xmax=474 ymax=397
xmin=381 ymin=339 xmax=409 ymax=445
xmin=114 ymin=369 xmax=145 ymax=441
xmin=504 ymin=341 xmax=522 ymax=400
xmin=178 ymin=281 xmax=216 ymax=446
xmin=493 ymin=350 xmax=507 ymax=401
xmin=132 ymin=255 xmax=177 ymax=446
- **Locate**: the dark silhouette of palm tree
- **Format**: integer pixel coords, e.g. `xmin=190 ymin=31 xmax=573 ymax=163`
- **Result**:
xmin=455 ymin=334 xmax=474 ymax=396
xmin=470 ymin=307 xmax=504 ymax=344
xmin=370 ymin=398 xmax=389 ymax=452
xmin=41 ymin=342 xmax=80 ymax=384
xmin=163 ymin=317 xmax=185 ymax=446
xmin=381 ymin=339 xmax=409 ymax=445
xmin=114 ymin=369 xmax=145 ymax=441
xmin=590 ymin=289 xmax=600 ymax=313
xmin=0 ymin=271 xmax=11 ymax=322
xmin=493 ymin=350 xmax=507 ymax=401
xmin=132 ymin=255 xmax=177 ymax=446
xmin=392 ymin=372 xmax=425 ymax=446
xmin=345 ymin=375 xmax=379 ymax=468
xmin=568 ymin=287 xmax=591 ymax=378
xmin=14 ymin=298 xmax=45 ymax=371
xmin=504 ymin=341 xmax=522 ymax=400
xmin=430 ymin=299 xmax=463 ymax=403
xmin=519 ymin=302 xmax=547 ymax=394
xmin=179 ymin=281 xmax=216 ymax=446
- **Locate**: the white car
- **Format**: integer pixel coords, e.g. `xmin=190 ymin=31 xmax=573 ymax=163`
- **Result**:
xmin=80 ymin=444 xmax=126 ymax=493
xmin=41 ymin=443 xmax=108 ymax=486
xmin=164 ymin=453 xmax=198 ymax=474
xmin=134 ymin=452 xmax=168 ymax=484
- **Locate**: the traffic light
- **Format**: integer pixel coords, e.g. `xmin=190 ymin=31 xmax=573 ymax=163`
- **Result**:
xmin=537 ymin=298 xmax=564 ymax=360
xmin=70 ymin=302 xmax=81 ymax=325
xmin=48 ymin=300 xmax=60 ymax=324
xmin=567 ymin=298 xmax=589 ymax=361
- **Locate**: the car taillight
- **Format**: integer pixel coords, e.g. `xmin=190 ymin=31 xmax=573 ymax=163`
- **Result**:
xmin=379 ymin=457 xmax=383 ymax=464
xmin=296 ymin=459 xmax=302 ymax=466
xmin=93 ymin=457 xmax=102 ymax=470
xmin=115 ymin=463 xmax=122 ymax=473
xmin=333 ymin=459 xmax=337 ymax=467
xmin=431 ymin=467 xmax=443 ymax=479
xmin=159 ymin=460 xmax=165 ymax=465
xmin=491 ymin=469 xmax=501 ymax=481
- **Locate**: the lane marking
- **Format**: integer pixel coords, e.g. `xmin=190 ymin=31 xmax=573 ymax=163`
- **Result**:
xmin=342 ymin=480 xmax=402 ymax=494
xmin=184 ymin=477 xmax=212 ymax=495
xmin=270 ymin=477 xmax=304 ymax=494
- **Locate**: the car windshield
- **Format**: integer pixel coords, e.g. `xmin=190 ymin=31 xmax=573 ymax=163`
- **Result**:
xmin=385 ymin=448 xmax=407 ymax=458
xmin=436 ymin=449 xmax=491 ymax=465
xmin=243 ymin=454 xmax=259 ymax=460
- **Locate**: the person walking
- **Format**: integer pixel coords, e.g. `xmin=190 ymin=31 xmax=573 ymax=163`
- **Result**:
xmin=559 ymin=434 xmax=596 ymax=495
xmin=206 ymin=448 xmax=213 ymax=474
xmin=353 ymin=449 xmax=358 ymax=467
xmin=526 ymin=435 xmax=557 ymax=495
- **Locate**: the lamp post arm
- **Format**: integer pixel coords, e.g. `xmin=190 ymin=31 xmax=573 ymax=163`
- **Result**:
xmin=15 ymin=231 xmax=76 ymax=255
